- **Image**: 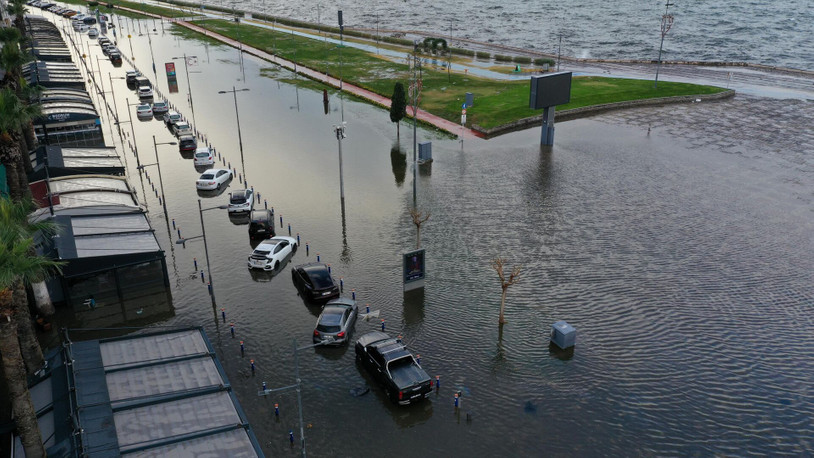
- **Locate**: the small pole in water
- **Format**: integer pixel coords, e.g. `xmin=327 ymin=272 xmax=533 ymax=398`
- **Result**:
xmin=262 ymin=381 xmax=267 ymax=391
xmin=221 ymin=307 xmax=225 ymax=322
xmin=194 ymin=257 xmax=198 ymax=270
xmin=230 ymin=323 xmax=235 ymax=337
xmin=250 ymin=359 xmax=255 ymax=374
xmin=240 ymin=340 xmax=245 ymax=355
xmin=366 ymin=303 xmax=369 ymax=314
xmin=381 ymin=319 xmax=386 ymax=331
xmin=275 ymin=403 xmax=280 ymax=417
xmin=436 ymin=375 xmax=440 ymax=389
xmin=352 ymin=289 xmax=356 ymax=300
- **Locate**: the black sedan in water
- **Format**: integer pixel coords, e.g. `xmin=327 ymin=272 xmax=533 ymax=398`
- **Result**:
xmin=291 ymin=262 xmax=340 ymax=303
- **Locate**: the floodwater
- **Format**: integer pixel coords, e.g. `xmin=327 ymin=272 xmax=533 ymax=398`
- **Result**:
xmin=214 ymin=0 xmax=814 ymax=71
xmin=46 ymin=13 xmax=814 ymax=456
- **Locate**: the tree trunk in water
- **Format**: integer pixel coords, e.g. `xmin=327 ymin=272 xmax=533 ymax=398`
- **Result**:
xmin=498 ymin=286 xmax=508 ymax=324
xmin=31 ymin=282 xmax=54 ymax=316
xmin=14 ymin=281 xmax=43 ymax=375
xmin=0 ymin=289 xmax=46 ymax=458
xmin=397 ymin=121 xmax=400 ymax=139
xmin=416 ymin=226 xmax=421 ymax=249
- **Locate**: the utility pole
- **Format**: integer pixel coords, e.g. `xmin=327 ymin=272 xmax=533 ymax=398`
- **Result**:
xmin=654 ymin=1 xmax=675 ymax=89
xmin=408 ymin=49 xmax=423 ymax=207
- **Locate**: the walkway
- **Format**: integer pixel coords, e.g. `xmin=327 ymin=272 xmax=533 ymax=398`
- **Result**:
xmin=112 ymin=4 xmax=481 ymax=139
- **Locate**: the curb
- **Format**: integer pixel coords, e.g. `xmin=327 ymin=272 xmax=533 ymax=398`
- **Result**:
xmin=472 ymin=90 xmax=736 ymax=139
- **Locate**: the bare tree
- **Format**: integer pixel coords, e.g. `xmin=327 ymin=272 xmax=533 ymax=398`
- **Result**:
xmin=409 ymin=208 xmax=430 ymax=249
xmin=490 ymin=257 xmax=522 ymax=324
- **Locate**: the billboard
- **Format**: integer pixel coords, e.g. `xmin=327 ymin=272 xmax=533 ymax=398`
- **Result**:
xmin=403 ymin=249 xmax=426 ymax=291
xmin=529 ymin=72 xmax=572 ymax=109
xmin=165 ymin=62 xmax=176 ymax=78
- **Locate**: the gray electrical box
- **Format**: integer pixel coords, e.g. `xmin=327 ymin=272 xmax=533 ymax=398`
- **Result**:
xmin=418 ymin=142 xmax=432 ymax=162
xmin=465 ymin=92 xmax=474 ymax=108
xmin=550 ymin=321 xmax=576 ymax=350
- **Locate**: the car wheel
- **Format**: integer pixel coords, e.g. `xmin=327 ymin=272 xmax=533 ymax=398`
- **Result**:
xmin=274 ymin=260 xmax=280 ymax=270
xmin=216 ymin=182 xmax=221 ymax=190
xmin=292 ymin=243 xmax=298 ymax=253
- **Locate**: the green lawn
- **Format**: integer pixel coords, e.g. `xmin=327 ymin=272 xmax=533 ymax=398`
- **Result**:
xmin=191 ymin=19 xmax=726 ymax=130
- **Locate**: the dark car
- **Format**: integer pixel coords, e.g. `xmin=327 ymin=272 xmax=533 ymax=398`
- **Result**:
xmin=125 ymin=70 xmax=141 ymax=86
xmin=355 ymin=331 xmax=433 ymax=406
xmin=178 ymin=135 xmax=197 ymax=153
xmin=249 ymin=209 xmax=275 ymax=240
xmin=291 ymin=262 xmax=340 ymax=303
xmin=313 ymin=298 xmax=358 ymax=346
xmin=109 ymin=52 xmax=122 ymax=66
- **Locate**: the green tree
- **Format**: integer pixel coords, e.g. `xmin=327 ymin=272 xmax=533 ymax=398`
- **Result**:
xmin=6 ymin=0 xmax=29 ymax=35
xmin=0 ymin=197 xmax=64 ymax=458
xmin=0 ymin=88 xmax=40 ymax=201
xmin=389 ymin=82 xmax=407 ymax=139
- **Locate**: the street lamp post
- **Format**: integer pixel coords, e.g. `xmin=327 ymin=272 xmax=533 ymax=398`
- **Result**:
xmin=137 ymin=136 xmax=176 ymax=221
xmin=218 ymin=87 xmax=249 ymax=181
xmin=176 ymin=200 xmax=228 ymax=306
xmin=172 ymin=54 xmax=198 ymax=126
xmin=108 ymin=74 xmax=123 ymax=123
xmin=333 ymin=123 xmax=347 ymax=212
xmin=125 ymin=97 xmax=141 ymax=168
xmin=654 ymin=1 xmax=675 ymax=89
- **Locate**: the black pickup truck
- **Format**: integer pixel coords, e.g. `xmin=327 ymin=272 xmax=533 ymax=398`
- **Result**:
xmin=355 ymin=331 xmax=432 ymax=406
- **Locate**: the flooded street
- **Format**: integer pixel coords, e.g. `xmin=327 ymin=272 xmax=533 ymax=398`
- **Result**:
xmin=50 ymin=15 xmax=814 ymax=456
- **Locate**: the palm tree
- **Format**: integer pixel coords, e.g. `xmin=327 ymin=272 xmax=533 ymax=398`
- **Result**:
xmin=6 ymin=0 xmax=29 ymax=35
xmin=1 ymin=197 xmax=63 ymax=458
xmin=0 ymin=27 xmax=30 ymax=93
xmin=0 ymin=88 xmax=40 ymax=200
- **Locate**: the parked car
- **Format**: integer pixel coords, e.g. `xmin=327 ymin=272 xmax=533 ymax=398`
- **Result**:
xmin=228 ymin=189 xmax=254 ymax=213
xmin=249 ymin=209 xmax=275 ymax=239
xmin=77 ymin=24 xmax=89 ymax=33
xmin=163 ymin=110 xmax=181 ymax=126
xmin=109 ymin=52 xmax=122 ymax=66
xmin=313 ymin=298 xmax=358 ymax=346
xmin=134 ymin=76 xmax=151 ymax=90
xmin=178 ymin=135 xmax=197 ymax=153
xmin=355 ymin=331 xmax=433 ymax=406
xmin=172 ymin=121 xmax=192 ymax=137
xmin=291 ymin=263 xmax=340 ymax=303
xmin=151 ymin=100 xmax=169 ymax=114
xmin=82 ymin=16 xmax=97 ymax=25
xmin=135 ymin=103 xmax=152 ymax=118
xmin=196 ymin=168 xmax=232 ymax=190
xmin=125 ymin=70 xmax=141 ymax=86
xmin=247 ymin=236 xmax=297 ymax=271
xmin=88 ymin=27 xmax=98 ymax=38
xmin=192 ymin=146 xmax=214 ymax=166
xmin=137 ymin=86 xmax=153 ymax=99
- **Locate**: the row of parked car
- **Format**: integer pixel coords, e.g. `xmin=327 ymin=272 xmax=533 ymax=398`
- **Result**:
xmin=109 ymin=42 xmax=431 ymax=405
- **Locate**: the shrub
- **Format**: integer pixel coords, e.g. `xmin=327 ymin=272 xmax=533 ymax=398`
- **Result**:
xmin=494 ymin=54 xmax=513 ymax=62
xmin=476 ymin=51 xmax=491 ymax=59
xmin=514 ymin=56 xmax=531 ymax=64
xmin=534 ymin=58 xmax=556 ymax=66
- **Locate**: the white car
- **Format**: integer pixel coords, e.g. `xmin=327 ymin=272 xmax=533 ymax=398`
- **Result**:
xmin=88 ymin=27 xmax=98 ymax=38
xmin=193 ymin=146 xmax=215 ymax=166
xmin=136 ymin=103 xmax=153 ymax=118
xmin=163 ymin=110 xmax=181 ymax=126
xmin=137 ymin=86 xmax=153 ymax=99
xmin=172 ymin=121 xmax=192 ymax=137
xmin=196 ymin=168 xmax=232 ymax=190
xmin=227 ymin=189 xmax=254 ymax=213
xmin=247 ymin=236 xmax=298 ymax=271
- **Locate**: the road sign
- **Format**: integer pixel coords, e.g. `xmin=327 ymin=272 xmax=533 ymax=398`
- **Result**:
xmin=462 ymin=108 xmax=467 ymax=115
xmin=461 ymin=114 xmax=466 ymax=124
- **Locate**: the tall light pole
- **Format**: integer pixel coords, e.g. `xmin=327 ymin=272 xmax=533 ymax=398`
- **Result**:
xmin=176 ymin=200 xmax=228 ymax=307
xmin=172 ymin=53 xmax=198 ymax=126
xmin=654 ymin=1 xmax=675 ymax=89
xmin=137 ymin=136 xmax=176 ymax=222
xmin=108 ymin=74 xmax=122 ymax=123
xmin=333 ymin=122 xmax=347 ymax=212
xmin=124 ymin=97 xmax=141 ymax=168
xmin=218 ymin=87 xmax=249 ymax=182
xmin=408 ymin=50 xmax=423 ymax=206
